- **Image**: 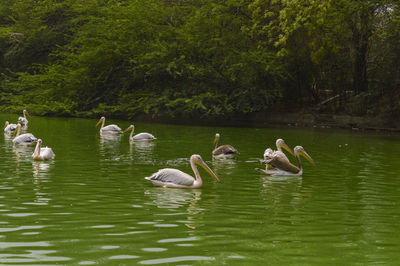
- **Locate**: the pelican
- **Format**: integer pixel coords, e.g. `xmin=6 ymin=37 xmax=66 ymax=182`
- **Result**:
xmin=212 ymin=133 xmax=238 ymax=158
xmin=12 ymin=123 xmax=37 ymax=146
xmin=145 ymin=154 xmax=220 ymax=188
xmin=32 ymin=139 xmax=55 ymax=160
xmin=263 ymin=139 xmax=294 ymax=169
xmin=124 ymin=124 xmax=156 ymax=141
xmin=258 ymin=146 xmax=315 ymax=176
xmin=4 ymin=121 xmax=18 ymax=134
xmin=18 ymin=109 xmax=30 ymax=126
xmin=96 ymin=116 xmax=122 ymax=134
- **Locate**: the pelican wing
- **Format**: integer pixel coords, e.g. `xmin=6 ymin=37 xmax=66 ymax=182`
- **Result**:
xmin=101 ymin=124 xmax=122 ymax=133
xmin=265 ymin=156 xmax=300 ymax=174
xmin=274 ymin=151 xmax=289 ymax=161
xmin=41 ymin=147 xmax=55 ymax=159
xmin=4 ymin=124 xmax=17 ymax=133
xmin=146 ymin=168 xmax=195 ymax=186
xmin=13 ymin=133 xmax=37 ymax=145
xmin=212 ymin=145 xmax=238 ymax=156
xmin=132 ymin=132 xmax=156 ymax=141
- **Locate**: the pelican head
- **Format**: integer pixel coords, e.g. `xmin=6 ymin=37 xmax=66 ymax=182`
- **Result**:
xmin=213 ymin=133 xmax=220 ymax=146
xmin=276 ymin=138 xmax=294 ymax=156
xmin=124 ymin=124 xmax=135 ymax=133
xmin=295 ymin=146 xmax=316 ymax=166
xmin=11 ymin=123 xmax=21 ymax=136
xmin=4 ymin=121 xmax=9 ymax=129
xmin=263 ymin=148 xmax=273 ymax=158
xmin=192 ymin=154 xmax=220 ymax=183
xmin=96 ymin=116 xmax=105 ymax=127
xmin=23 ymin=109 xmax=30 ymax=117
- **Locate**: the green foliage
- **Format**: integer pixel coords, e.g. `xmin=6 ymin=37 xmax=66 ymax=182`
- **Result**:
xmin=0 ymin=0 xmax=399 ymax=120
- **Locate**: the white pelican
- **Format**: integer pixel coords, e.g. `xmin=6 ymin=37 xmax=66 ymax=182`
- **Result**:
xmin=12 ymin=123 xmax=37 ymax=146
xmin=263 ymin=138 xmax=294 ymax=169
xmin=4 ymin=121 xmax=18 ymax=134
xmin=212 ymin=133 xmax=238 ymax=158
xmin=258 ymin=146 xmax=316 ymax=176
xmin=18 ymin=109 xmax=30 ymax=126
xmin=145 ymin=154 xmax=220 ymax=188
xmin=96 ymin=116 xmax=122 ymax=134
xmin=32 ymin=139 xmax=55 ymax=160
xmin=124 ymin=124 xmax=156 ymax=141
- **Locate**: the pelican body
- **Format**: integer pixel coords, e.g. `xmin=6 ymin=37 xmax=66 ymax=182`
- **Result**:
xmin=145 ymin=154 xmax=220 ymax=188
xmin=212 ymin=133 xmax=238 ymax=158
xmin=4 ymin=121 xmax=18 ymax=134
xmin=96 ymin=116 xmax=122 ymax=134
xmin=263 ymin=139 xmax=294 ymax=169
xmin=259 ymin=146 xmax=315 ymax=176
xmin=124 ymin=124 xmax=156 ymax=141
xmin=32 ymin=139 xmax=55 ymax=160
xmin=18 ymin=109 xmax=30 ymax=126
xmin=12 ymin=123 xmax=37 ymax=146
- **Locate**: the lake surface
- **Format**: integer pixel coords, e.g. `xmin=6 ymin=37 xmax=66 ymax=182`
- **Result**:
xmin=1 ymin=113 xmax=400 ymax=265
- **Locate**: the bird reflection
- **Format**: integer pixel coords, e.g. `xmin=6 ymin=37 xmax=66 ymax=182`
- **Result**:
xmin=129 ymin=141 xmax=155 ymax=164
xmin=98 ymin=133 xmax=122 ymax=156
xmin=3 ymin=133 xmax=14 ymax=142
xmin=131 ymin=141 xmax=155 ymax=154
xmin=259 ymin=175 xmax=303 ymax=206
xmin=100 ymin=132 xmax=123 ymax=142
xmin=12 ymin=144 xmax=34 ymax=162
xmin=32 ymin=161 xmax=53 ymax=206
xmin=211 ymin=157 xmax=237 ymax=176
xmin=144 ymin=188 xmax=203 ymax=229
xmin=32 ymin=160 xmax=53 ymax=179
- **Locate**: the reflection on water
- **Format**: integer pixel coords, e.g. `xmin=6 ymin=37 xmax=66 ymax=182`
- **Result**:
xmin=211 ymin=157 xmax=237 ymax=176
xmin=100 ymin=132 xmax=123 ymax=141
xmin=259 ymin=175 xmax=303 ymax=204
xmin=0 ymin=249 xmax=71 ymax=263
xmin=98 ymin=133 xmax=123 ymax=159
xmin=3 ymin=133 xmax=14 ymax=142
xmin=32 ymin=161 xmax=53 ymax=179
xmin=145 ymin=188 xmax=203 ymax=230
xmin=138 ymin=255 xmax=215 ymax=265
xmin=129 ymin=141 xmax=156 ymax=164
xmin=12 ymin=145 xmax=35 ymax=169
xmin=145 ymin=188 xmax=201 ymax=209
xmin=164 ymin=157 xmax=190 ymax=167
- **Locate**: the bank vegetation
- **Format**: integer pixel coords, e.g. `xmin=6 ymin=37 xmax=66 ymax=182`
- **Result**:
xmin=1 ymin=0 xmax=399 ymax=125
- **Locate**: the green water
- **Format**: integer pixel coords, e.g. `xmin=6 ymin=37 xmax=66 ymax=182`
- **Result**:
xmin=1 ymin=114 xmax=400 ymax=265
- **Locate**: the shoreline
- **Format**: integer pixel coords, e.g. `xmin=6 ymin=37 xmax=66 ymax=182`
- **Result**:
xmin=131 ymin=112 xmax=400 ymax=132
xmin=2 ymin=110 xmax=399 ymax=132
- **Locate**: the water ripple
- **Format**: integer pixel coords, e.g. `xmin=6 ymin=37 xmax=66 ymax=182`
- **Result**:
xmin=139 ymin=256 xmax=215 ymax=264
xmin=0 ymin=225 xmax=45 ymax=233
xmin=142 ymin=247 xmax=167 ymax=252
xmin=109 ymin=255 xmax=140 ymax=259
xmin=0 ymin=241 xmax=50 ymax=248
xmin=157 ymin=236 xmax=199 ymax=243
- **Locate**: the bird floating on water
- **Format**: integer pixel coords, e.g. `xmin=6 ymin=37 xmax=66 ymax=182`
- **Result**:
xmin=124 ymin=124 xmax=156 ymax=141
xmin=12 ymin=123 xmax=37 ymax=146
xmin=212 ymin=133 xmax=238 ymax=158
xmin=18 ymin=109 xmax=30 ymax=126
xmin=258 ymin=146 xmax=315 ymax=176
xmin=145 ymin=154 xmax=220 ymax=188
xmin=32 ymin=139 xmax=55 ymax=160
xmin=96 ymin=116 xmax=122 ymax=134
xmin=4 ymin=121 xmax=18 ymax=134
xmin=263 ymin=138 xmax=294 ymax=169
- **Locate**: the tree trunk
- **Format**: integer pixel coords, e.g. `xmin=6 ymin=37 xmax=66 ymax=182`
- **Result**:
xmin=351 ymin=5 xmax=373 ymax=95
